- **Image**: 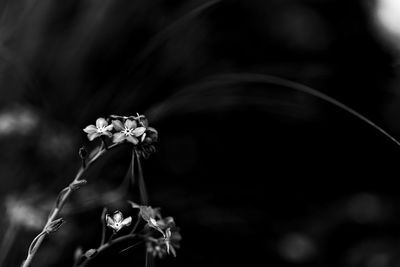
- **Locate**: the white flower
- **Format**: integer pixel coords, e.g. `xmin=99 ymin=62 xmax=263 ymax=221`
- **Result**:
xmin=112 ymin=119 xmax=146 ymax=144
xmin=105 ymin=210 xmax=132 ymax=232
xmin=83 ymin=118 xmax=113 ymax=141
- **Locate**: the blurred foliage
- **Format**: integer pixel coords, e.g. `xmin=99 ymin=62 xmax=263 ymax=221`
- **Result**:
xmin=2 ymin=0 xmax=400 ymax=267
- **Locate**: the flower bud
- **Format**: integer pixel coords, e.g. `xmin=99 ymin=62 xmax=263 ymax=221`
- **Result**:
xmin=78 ymin=146 xmax=88 ymax=160
xmin=45 ymin=218 xmax=65 ymax=233
xmin=84 ymin=249 xmax=97 ymax=258
xmin=69 ymin=180 xmax=87 ymax=191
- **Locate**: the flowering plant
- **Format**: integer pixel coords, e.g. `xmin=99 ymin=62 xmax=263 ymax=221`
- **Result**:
xmin=21 ymin=114 xmax=180 ymax=267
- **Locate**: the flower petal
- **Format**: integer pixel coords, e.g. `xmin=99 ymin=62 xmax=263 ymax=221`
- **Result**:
xmin=121 ymin=216 xmax=132 ymax=227
xmin=141 ymin=132 xmax=147 ymax=142
xmin=157 ymin=217 xmax=175 ymax=229
xmin=106 ymin=214 xmax=114 ymax=227
xmin=166 ymin=228 xmax=171 ymax=238
xmin=126 ymin=135 xmax=139 ymax=145
xmin=128 ymin=201 xmax=141 ymax=209
xmin=139 ymin=207 xmax=152 ymax=222
xmin=125 ymin=119 xmax=137 ymax=130
xmin=113 ymin=132 xmax=126 ymax=143
xmin=113 ymin=211 xmax=123 ymax=223
xmin=149 ymin=218 xmax=158 ymax=228
xmin=105 ymin=124 xmax=114 ymax=131
xmin=88 ymin=132 xmax=100 ymax=141
xmin=112 ymin=120 xmax=124 ymax=131
xmin=169 ymin=245 xmax=176 ymax=257
xmin=83 ymin=125 xmax=97 ymax=134
xmin=96 ymin=118 xmax=108 ymax=128
xmin=132 ymin=127 xmax=146 ymax=137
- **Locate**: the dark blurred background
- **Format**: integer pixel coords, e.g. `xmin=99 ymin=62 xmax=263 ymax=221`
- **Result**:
xmin=2 ymin=0 xmax=400 ymax=266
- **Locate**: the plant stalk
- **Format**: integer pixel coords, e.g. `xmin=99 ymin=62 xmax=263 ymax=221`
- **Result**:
xmin=21 ymin=143 xmax=119 ymax=267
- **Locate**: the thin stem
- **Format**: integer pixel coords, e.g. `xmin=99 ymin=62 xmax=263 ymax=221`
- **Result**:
xmin=21 ymin=143 xmax=120 ymax=267
xmin=118 ymin=240 xmax=144 ymax=254
xmin=100 ymin=208 xmax=108 ymax=245
xmin=100 ymin=136 xmax=108 ymax=150
xmin=78 ymin=234 xmax=139 ymax=267
xmin=135 ymin=150 xmax=148 ymax=205
xmin=27 ymin=232 xmax=46 ymax=255
xmin=131 ymin=147 xmax=136 ymax=186
xmin=130 ymin=213 xmax=142 ymax=235
xmin=107 ymin=231 xmax=116 ymax=243
xmin=117 ymin=146 xmax=135 ymax=195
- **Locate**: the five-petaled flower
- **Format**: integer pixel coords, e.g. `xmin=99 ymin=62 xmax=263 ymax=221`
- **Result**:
xmin=112 ymin=119 xmax=146 ymax=145
xmin=105 ymin=210 xmax=132 ymax=232
xmin=83 ymin=118 xmax=113 ymax=141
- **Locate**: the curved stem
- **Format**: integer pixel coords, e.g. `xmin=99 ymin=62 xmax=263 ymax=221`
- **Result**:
xmin=21 ymin=143 xmax=120 ymax=267
xmin=130 ymin=214 xmax=141 ymax=235
xmin=107 ymin=232 xmax=116 ymax=244
xmin=28 ymin=232 xmax=46 ymax=255
xmin=118 ymin=240 xmax=144 ymax=254
xmin=78 ymin=235 xmax=139 ymax=267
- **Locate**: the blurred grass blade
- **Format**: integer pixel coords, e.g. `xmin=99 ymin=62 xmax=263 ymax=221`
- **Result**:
xmin=128 ymin=0 xmax=221 ymax=73
xmin=0 ymin=223 xmax=17 ymax=267
xmin=147 ymin=72 xmax=400 ymax=148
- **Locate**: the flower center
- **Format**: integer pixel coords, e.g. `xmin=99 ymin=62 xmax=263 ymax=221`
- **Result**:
xmin=97 ymin=126 xmax=107 ymax=133
xmin=122 ymin=127 xmax=134 ymax=136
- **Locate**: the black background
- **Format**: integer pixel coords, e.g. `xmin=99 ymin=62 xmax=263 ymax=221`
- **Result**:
xmin=2 ymin=0 xmax=400 ymax=266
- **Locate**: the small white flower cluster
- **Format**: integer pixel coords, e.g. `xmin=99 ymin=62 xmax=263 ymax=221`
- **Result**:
xmin=129 ymin=201 xmax=181 ymax=258
xmin=83 ymin=114 xmax=158 ymax=148
xmin=104 ymin=203 xmax=181 ymax=258
xmin=146 ymin=219 xmax=181 ymax=258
